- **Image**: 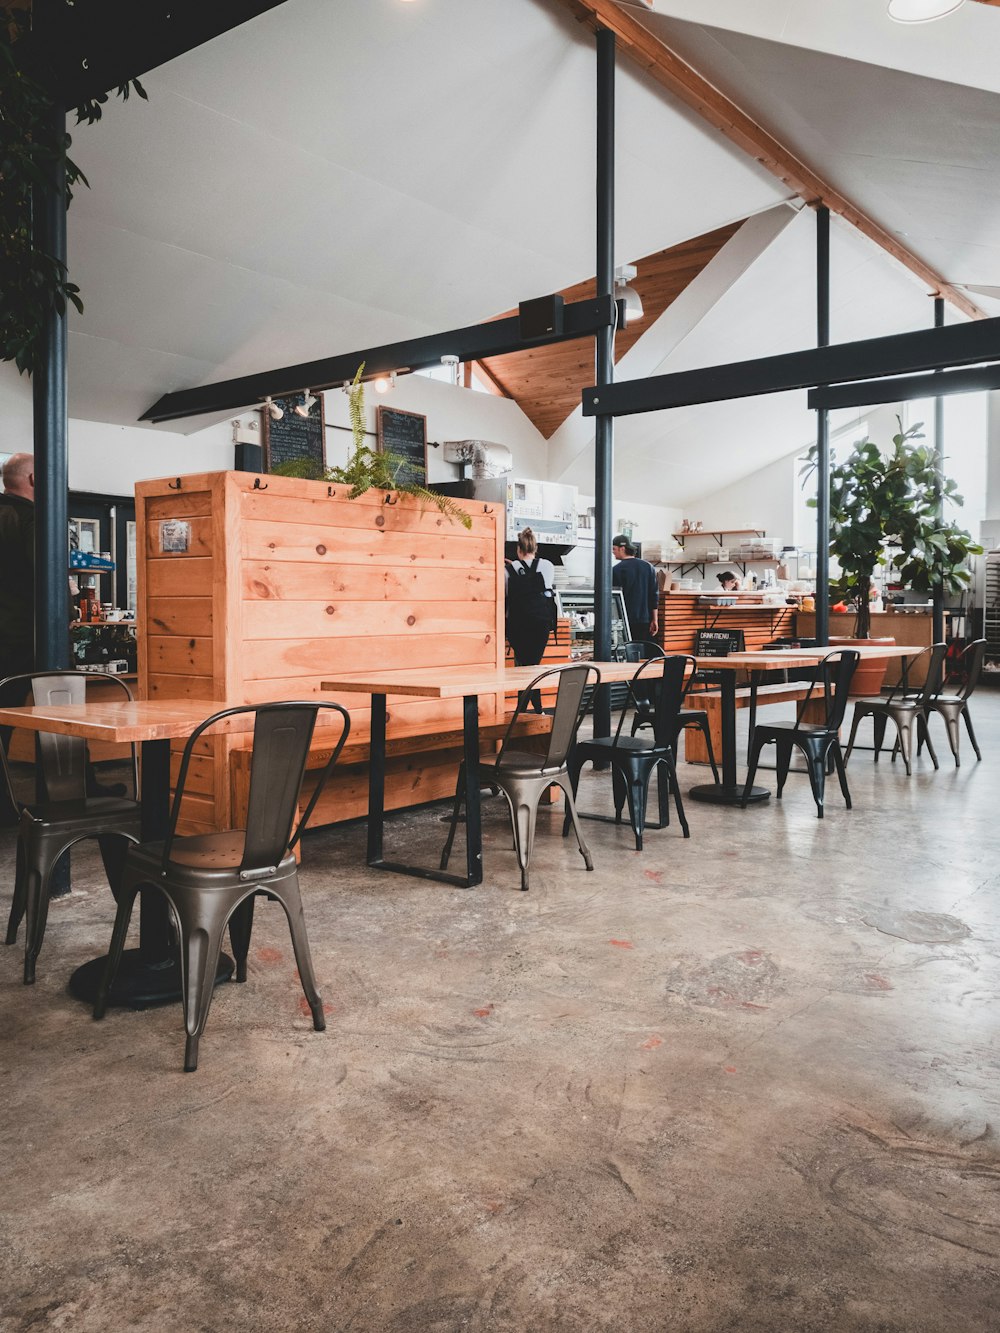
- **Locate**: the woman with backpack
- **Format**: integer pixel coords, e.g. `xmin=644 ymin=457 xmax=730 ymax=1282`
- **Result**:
xmin=505 ymin=526 xmax=557 ymax=666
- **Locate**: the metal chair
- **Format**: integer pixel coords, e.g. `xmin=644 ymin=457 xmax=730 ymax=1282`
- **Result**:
xmin=844 ymin=642 xmax=947 ymax=776
xmin=93 ymin=701 xmax=351 ymax=1072
xmin=440 ymin=664 xmax=599 ymax=892
xmin=626 ymin=647 xmax=721 ymax=784
xmin=1 ymin=671 xmax=141 ymax=984
xmin=925 ymin=638 xmax=986 ymax=767
xmin=742 ymin=650 xmax=859 ymax=819
xmin=566 ymin=655 xmax=690 ymax=850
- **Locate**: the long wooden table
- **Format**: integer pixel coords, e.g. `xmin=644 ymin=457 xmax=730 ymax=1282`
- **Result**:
xmin=0 ymin=697 xmax=250 ymax=1006
xmin=689 ymin=645 xmax=922 ymax=806
xmin=322 ymin=662 xmax=642 ymax=887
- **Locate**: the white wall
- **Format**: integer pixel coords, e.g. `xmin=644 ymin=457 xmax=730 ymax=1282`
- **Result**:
xmin=686 ymin=451 xmax=798 ymax=544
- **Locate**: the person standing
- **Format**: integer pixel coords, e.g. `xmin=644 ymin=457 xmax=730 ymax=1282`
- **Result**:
xmin=612 ymin=533 xmax=658 ymax=645
xmin=505 ymin=526 xmax=556 ymax=667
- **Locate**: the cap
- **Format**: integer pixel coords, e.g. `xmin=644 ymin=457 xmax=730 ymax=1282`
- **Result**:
xmin=612 ymin=534 xmax=630 ymax=547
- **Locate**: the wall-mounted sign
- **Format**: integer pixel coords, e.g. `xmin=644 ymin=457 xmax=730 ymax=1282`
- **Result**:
xmin=159 ymin=518 xmax=190 ymax=553
xmin=264 ymin=395 xmax=325 ymax=475
xmin=377 ymin=406 xmax=427 ymax=487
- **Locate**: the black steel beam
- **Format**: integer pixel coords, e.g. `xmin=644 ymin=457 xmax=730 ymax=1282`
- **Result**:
xmin=27 ymin=1 xmax=288 ymax=109
xmin=815 ymin=205 xmax=830 ymax=647
xmin=583 ymin=315 xmax=1000 ymax=417
xmin=142 ymin=295 xmax=620 ymax=424
xmin=807 ymin=362 xmax=1000 ymax=411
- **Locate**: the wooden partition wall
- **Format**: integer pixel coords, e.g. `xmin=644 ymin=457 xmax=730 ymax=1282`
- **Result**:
xmin=135 ymin=471 xmax=503 ymax=833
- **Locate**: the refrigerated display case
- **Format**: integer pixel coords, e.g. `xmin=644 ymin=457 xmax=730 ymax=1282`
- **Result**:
xmin=559 ymin=588 xmax=632 ymax=660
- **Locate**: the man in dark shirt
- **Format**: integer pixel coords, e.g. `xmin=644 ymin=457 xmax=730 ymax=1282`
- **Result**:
xmin=612 ymin=533 xmax=659 ymax=645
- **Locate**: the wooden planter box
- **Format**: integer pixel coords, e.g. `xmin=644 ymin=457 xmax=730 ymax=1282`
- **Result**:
xmin=135 ymin=471 xmax=504 ymax=833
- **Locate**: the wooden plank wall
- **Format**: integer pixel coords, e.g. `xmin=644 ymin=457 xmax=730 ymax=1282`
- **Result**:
xmin=659 ymin=594 xmax=795 ymax=654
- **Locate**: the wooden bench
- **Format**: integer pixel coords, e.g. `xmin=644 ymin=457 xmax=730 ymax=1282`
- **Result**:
xmin=680 ymin=681 xmax=814 ymax=764
xmin=229 ymin=709 xmax=554 ymax=831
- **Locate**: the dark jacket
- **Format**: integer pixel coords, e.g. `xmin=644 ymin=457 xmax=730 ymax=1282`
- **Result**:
xmin=0 ymin=492 xmax=35 ymax=674
xmin=612 ymin=555 xmax=657 ymax=631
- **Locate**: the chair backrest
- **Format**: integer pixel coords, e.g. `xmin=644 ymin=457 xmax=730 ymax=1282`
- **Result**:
xmin=613 ymin=640 xmax=665 ymax=664
xmin=500 ymin=664 xmax=600 ymax=772
xmin=167 ymin=701 xmax=351 ymax=873
xmin=0 ymin=670 xmax=136 ymax=807
xmin=956 ymin=638 xmax=987 ymax=700
xmin=793 ymin=649 xmax=859 ymax=731
xmin=915 ymin=642 xmax=949 ymax=706
xmin=616 ymin=655 xmax=688 ymax=748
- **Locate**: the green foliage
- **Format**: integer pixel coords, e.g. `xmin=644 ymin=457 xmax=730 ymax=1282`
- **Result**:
xmin=271 ymin=366 xmax=473 ymax=528
xmin=0 ymin=7 xmax=147 ymax=374
xmin=802 ymin=420 xmax=982 ymax=637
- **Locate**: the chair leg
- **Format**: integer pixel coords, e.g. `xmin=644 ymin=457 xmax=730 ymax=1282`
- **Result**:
xmin=939 ymin=705 xmax=962 ymax=767
xmin=439 ymin=762 xmax=466 ymax=870
xmin=844 ymin=709 xmax=864 ymax=767
xmin=963 ymin=705 xmax=982 ymax=762
xmin=872 ymin=713 xmax=887 ymax=764
xmin=171 ymin=894 xmax=234 ymax=1073
xmin=620 ymin=764 xmax=651 ymax=852
xmin=5 ymin=835 xmax=27 ymax=945
xmin=228 ymin=894 xmax=256 ymax=983
xmin=21 ymin=837 xmax=68 ymax=985
xmin=699 ymin=719 xmax=721 ymax=785
xmin=917 ymin=712 xmax=939 ymax=770
xmin=741 ymin=735 xmax=766 ymax=809
xmin=663 ymin=754 xmax=690 ymax=838
xmin=894 ymin=713 xmax=914 ymax=776
xmin=803 ymin=744 xmax=828 ymax=819
xmin=554 ymin=776 xmax=593 ymax=873
xmin=561 ymin=752 xmax=585 ymax=838
xmin=510 ymin=788 xmax=542 ymax=892
xmin=774 ymin=740 xmax=793 ymax=800
xmin=831 ymin=743 xmax=852 ymax=810
xmin=97 ymin=833 xmax=132 ymax=900
xmin=610 ymin=765 xmax=628 ymax=824
xmin=270 ymin=875 xmax=325 ymax=1033
xmin=93 ymin=879 xmax=141 ymax=1020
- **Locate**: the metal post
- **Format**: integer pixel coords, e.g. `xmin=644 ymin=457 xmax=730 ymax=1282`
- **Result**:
xmin=933 ymin=296 xmax=945 ymax=645
xmin=814 ymin=206 xmax=831 ymax=646
xmin=593 ymin=25 xmax=615 ymax=738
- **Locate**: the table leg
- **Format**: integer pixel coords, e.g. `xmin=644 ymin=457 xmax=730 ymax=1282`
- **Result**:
xmin=689 ymin=670 xmax=769 ymax=806
xmin=367 ymin=693 xmax=387 ymax=865
xmin=68 ymin=736 xmax=233 ymax=1008
xmin=461 ymin=693 xmax=483 ymax=887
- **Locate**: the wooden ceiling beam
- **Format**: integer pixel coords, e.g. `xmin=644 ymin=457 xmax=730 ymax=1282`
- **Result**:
xmin=559 ymin=0 xmax=986 ymax=321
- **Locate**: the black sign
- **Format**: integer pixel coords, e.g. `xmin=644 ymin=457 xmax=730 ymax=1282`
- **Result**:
xmin=377 ymin=406 xmax=427 ymax=487
xmin=695 ymin=628 xmax=745 ymax=657
xmin=263 ymin=394 xmax=325 ymax=475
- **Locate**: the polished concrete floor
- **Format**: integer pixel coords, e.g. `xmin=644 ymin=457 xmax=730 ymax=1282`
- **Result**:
xmin=1 ymin=689 xmax=999 ymax=1332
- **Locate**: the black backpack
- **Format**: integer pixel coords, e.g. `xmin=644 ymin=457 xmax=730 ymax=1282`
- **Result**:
xmin=507 ymin=557 xmax=554 ymax=627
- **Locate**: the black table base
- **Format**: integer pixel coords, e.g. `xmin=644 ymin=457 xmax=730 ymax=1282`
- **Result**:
xmin=689 ymin=782 xmax=770 ymax=806
xmin=69 ymin=948 xmax=234 ymax=1009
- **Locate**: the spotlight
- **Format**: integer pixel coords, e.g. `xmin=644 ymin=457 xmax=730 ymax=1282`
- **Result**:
xmin=374 ymin=373 xmax=397 ymax=394
xmin=441 ymin=353 xmax=460 ymax=386
xmin=264 ymin=396 xmax=283 ymax=421
xmin=294 ymin=391 xmax=317 ymax=418
xmin=614 ymin=265 xmax=644 ymax=323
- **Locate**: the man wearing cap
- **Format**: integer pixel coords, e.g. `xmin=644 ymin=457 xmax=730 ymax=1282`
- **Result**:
xmin=611 ymin=534 xmax=658 ymax=645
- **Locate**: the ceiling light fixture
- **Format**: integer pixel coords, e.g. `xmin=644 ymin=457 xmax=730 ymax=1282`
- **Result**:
xmin=294 ymin=390 xmax=317 ymax=418
xmin=441 ymin=353 xmax=460 ymax=386
xmin=374 ymin=372 xmax=397 ymax=394
xmin=264 ymin=396 xmax=283 ymax=421
xmin=614 ymin=264 xmax=644 ymax=323
xmin=887 ymin=0 xmax=965 ymax=23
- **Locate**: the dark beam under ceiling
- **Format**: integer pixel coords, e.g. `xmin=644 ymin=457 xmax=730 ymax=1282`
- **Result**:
xmin=808 ymin=363 xmax=1000 ymax=412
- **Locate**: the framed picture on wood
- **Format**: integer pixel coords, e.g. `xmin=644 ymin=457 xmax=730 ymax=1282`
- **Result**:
xmin=377 ymin=406 xmax=428 ymax=487
xmin=262 ymin=394 xmax=326 ymax=475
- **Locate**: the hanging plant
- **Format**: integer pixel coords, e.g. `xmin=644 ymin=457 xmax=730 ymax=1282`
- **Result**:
xmin=272 ymin=366 xmax=473 ymax=529
xmin=0 ymin=5 xmax=147 ymax=374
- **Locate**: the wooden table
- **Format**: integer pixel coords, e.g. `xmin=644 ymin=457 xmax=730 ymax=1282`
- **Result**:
xmin=0 ymin=697 xmax=249 ymax=1007
xmin=688 ymin=645 xmax=922 ymax=806
xmin=322 ymin=662 xmax=641 ymax=887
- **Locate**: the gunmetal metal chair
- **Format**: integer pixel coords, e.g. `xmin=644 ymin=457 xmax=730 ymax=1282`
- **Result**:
xmin=440 ymin=664 xmax=599 ymax=892
xmin=742 ymin=650 xmax=859 ymax=819
xmin=93 ymin=701 xmax=350 ymax=1072
xmin=844 ymin=642 xmax=947 ymax=776
xmin=926 ymin=638 xmax=986 ymax=767
xmin=625 ymin=647 xmax=721 ymax=784
xmin=566 ymin=654 xmax=690 ymax=851
xmin=1 ymin=671 xmax=141 ymax=984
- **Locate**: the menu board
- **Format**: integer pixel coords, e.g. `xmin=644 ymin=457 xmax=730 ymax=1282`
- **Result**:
xmin=695 ymin=628 xmax=745 ymax=657
xmin=263 ymin=394 xmax=325 ymax=475
xmin=377 ymin=406 xmax=427 ymax=487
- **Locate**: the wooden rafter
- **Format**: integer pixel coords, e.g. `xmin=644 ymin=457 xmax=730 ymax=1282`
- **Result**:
xmin=559 ymin=0 xmax=986 ymax=320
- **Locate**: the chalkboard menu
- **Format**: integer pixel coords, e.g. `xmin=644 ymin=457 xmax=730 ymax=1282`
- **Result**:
xmin=263 ymin=394 xmax=325 ymax=475
xmin=695 ymin=628 xmax=745 ymax=657
xmin=377 ymin=406 xmax=427 ymax=487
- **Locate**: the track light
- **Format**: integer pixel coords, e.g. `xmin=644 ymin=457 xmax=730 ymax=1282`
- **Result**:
xmin=264 ymin=396 xmax=283 ymax=421
xmin=294 ymin=391 xmax=317 ymax=418
xmin=374 ymin=372 xmax=397 ymax=394
xmin=614 ymin=264 xmax=644 ymax=323
xmin=887 ymin=0 xmax=964 ymax=21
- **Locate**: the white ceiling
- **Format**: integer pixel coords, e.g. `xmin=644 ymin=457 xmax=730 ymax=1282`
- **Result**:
xmin=54 ymin=0 xmax=1000 ymax=506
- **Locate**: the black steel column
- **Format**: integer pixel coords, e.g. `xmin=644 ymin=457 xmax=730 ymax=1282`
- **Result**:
xmin=814 ymin=206 xmax=831 ymax=645
xmin=593 ymin=25 xmax=615 ymax=737
xmin=32 ymin=100 xmax=70 ymax=671
xmin=932 ymin=296 xmax=945 ymax=645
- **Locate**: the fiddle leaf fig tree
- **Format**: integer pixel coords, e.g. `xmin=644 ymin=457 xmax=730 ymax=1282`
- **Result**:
xmin=802 ymin=420 xmax=982 ymax=640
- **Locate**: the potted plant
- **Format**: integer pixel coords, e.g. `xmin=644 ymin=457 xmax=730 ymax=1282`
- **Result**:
xmin=802 ymin=420 xmax=982 ymax=691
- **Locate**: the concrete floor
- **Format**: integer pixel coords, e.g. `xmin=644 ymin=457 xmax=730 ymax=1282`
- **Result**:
xmin=2 ymin=689 xmax=999 ymax=1332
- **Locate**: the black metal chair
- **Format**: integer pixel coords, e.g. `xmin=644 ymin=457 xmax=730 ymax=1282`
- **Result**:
xmin=1 ymin=670 xmax=141 ymax=984
xmin=565 ymin=654 xmax=690 ymax=850
xmin=93 ymin=701 xmax=351 ymax=1072
xmin=626 ymin=647 xmax=721 ymax=784
xmin=844 ymin=642 xmax=947 ymax=776
xmin=440 ymin=664 xmax=599 ymax=892
xmin=741 ymin=649 xmax=859 ymax=819
xmin=925 ymin=638 xmax=986 ymax=767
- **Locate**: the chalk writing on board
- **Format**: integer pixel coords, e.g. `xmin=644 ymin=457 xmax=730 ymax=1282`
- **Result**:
xmin=377 ymin=406 xmax=427 ymax=487
xmin=263 ymin=395 xmax=325 ymax=475
xmin=695 ymin=629 xmax=745 ymax=657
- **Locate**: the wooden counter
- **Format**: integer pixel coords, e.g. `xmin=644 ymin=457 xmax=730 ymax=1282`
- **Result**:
xmin=659 ymin=593 xmax=796 ymax=654
xmin=794 ymin=610 xmax=934 ymax=685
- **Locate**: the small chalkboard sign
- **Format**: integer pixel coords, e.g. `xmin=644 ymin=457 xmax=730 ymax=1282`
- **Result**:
xmin=263 ymin=394 xmax=325 ymax=475
xmin=377 ymin=406 xmax=427 ymax=487
xmin=695 ymin=628 xmax=745 ymax=657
